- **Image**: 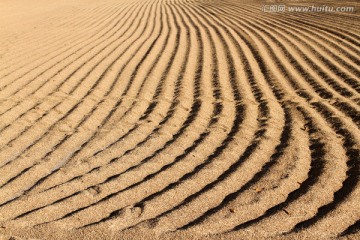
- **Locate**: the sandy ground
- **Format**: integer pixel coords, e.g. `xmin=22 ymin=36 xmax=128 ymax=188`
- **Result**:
xmin=0 ymin=0 xmax=359 ymax=239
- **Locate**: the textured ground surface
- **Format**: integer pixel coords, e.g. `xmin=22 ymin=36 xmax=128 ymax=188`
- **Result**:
xmin=0 ymin=0 xmax=359 ymax=239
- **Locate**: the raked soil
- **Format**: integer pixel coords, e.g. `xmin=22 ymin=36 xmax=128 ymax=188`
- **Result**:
xmin=0 ymin=0 xmax=359 ymax=239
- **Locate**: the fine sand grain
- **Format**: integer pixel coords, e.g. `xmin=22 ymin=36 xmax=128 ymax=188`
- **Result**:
xmin=0 ymin=0 xmax=359 ymax=239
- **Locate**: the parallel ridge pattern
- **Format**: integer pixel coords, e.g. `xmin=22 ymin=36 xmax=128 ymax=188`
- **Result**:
xmin=0 ymin=0 xmax=359 ymax=238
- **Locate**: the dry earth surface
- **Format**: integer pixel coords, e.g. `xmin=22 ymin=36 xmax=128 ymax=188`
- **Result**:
xmin=0 ymin=0 xmax=359 ymax=239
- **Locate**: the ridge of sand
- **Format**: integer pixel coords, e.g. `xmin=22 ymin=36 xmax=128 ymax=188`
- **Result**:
xmin=0 ymin=0 xmax=359 ymax=239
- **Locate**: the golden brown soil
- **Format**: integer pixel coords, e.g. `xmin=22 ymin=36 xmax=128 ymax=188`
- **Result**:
xmin=0 ymin=0 xmax=359 ymax=239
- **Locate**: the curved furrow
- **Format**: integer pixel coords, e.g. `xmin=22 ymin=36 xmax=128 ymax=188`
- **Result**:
xmin=215 ymin=5 xmax=360 ymax=101
xmin=26 ymin=12 xmax=192 ymax=195
xmin=0 ymin=0 xmax=160 ymax=202
xmin=0 ymin=1 xmax=144 ymax=134
xmin=177 ymin=2 xmax=354 ymax=235
xmin=1 ymin=6 xmax=148 ymax=149
xmin=255 ymin=19 xmax=360 ymax=101
xmin=0 ymin=1 xmax=129 ymax=87
xmin=27 ymin=0 xmax=199 ymax=195
xmin=56 ymin=0 xmax=173 ymax=155
xmin=231 ymin=104 xmax=359 ymax=236
xmin=288 ymin=17 xmax=360 ymax=48
xmin=241 ymin=2 xmax=360 ymax=48
xmin=290 ymin=17 xmax=360 ymax=49
xmin=271 ymin=18 xmax=360 ymax=74
xmin=27 ymin=0 xmax=181 ymax=194
xmin=228 ymin=5 xmax=360 ymax=91
xmin=0 ymin=1 xmax=152 ymax=176
xmin=0 ymin=1 xmax=152 ymax=157
xmin=0 ymin=0 xmax=202 ymax=223
xmin=129 ymin=3 xmax=289 ymax=232
xmin=229 ymin=106 xmax=346 ymax=233
xmin=181 ymin=106 xmax=310 ymax=234
xmin=205 ymin=3 xmax=360 ymax=96
xmin=210 ymin=2 xmax=358 ymax=234
xmin=226 ymin=1 xmax=360 ymax=36
xmin=30 ymin=0 xmax=192 ymax=193
xmin=237 ymin=3 xmax=360 ymax=58
xmin=286 ymin=12 xmax=360 ymax=32
xmin=78 ymin=0 xmax=280 ymax=232
xmin=226 ymin=5 xmax=360 ymax=91
xmin=8 ymin=0 xmax=231 ymax=229
xmin=289 ymin=102 xmax=360 ymax=235
xmin=56 ymin=6 xmax=177 ymax=164
xmin=0 ymin=0 xmax=359 ymax=238
xmin=0 ymin=1 xmax=143 ymax=113
xmin=243 ymin=19 xmax=360 ymax=124
xmin=215 ymin=5 xmax=360 ymax=128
